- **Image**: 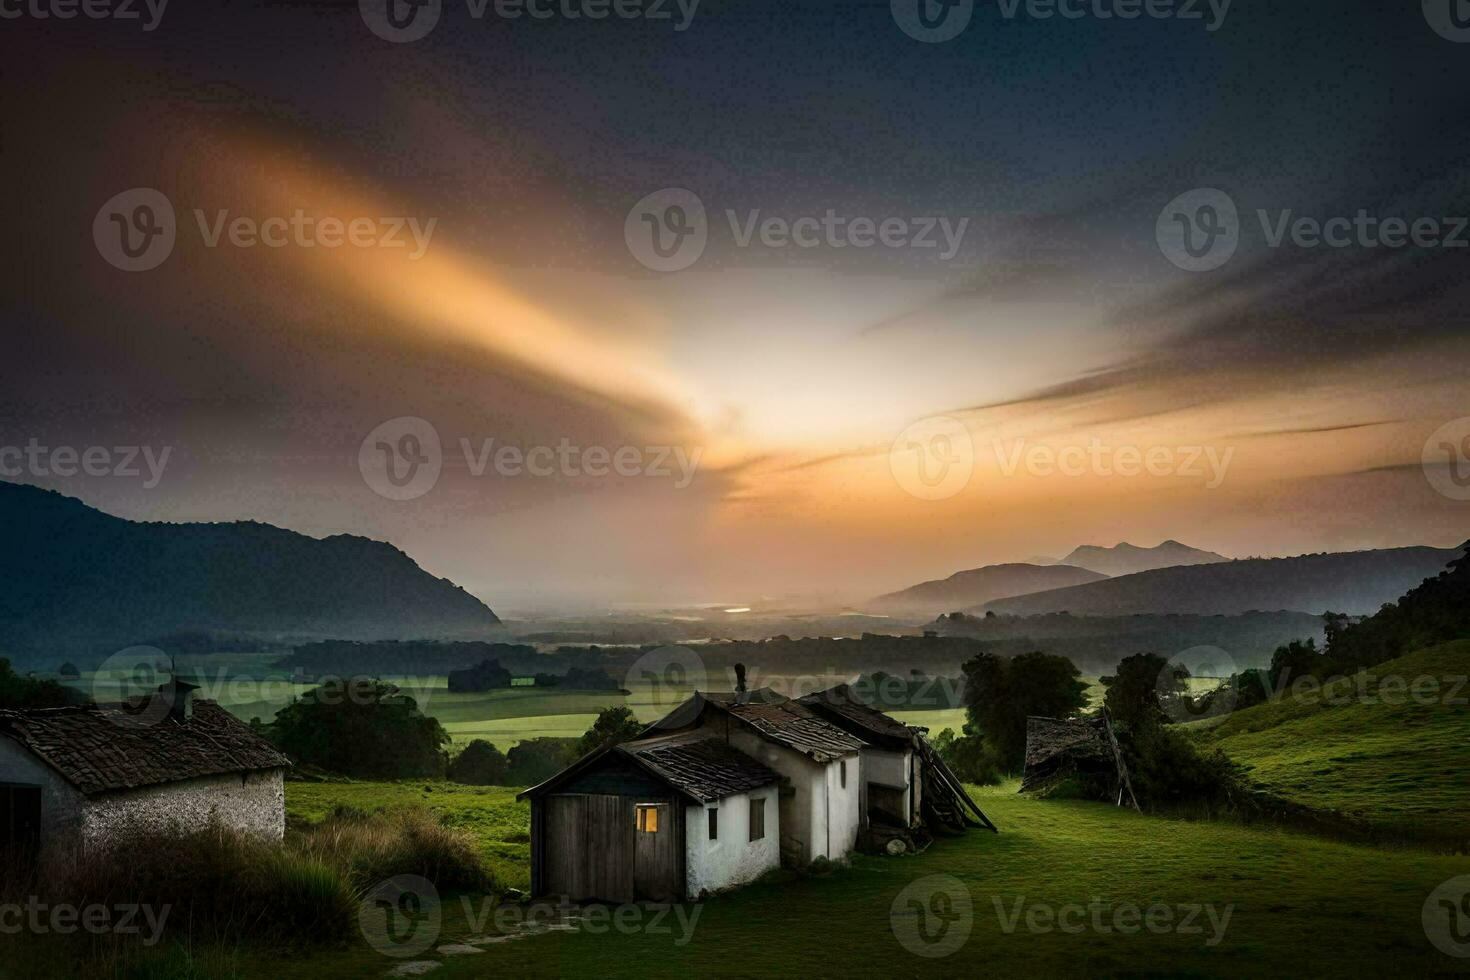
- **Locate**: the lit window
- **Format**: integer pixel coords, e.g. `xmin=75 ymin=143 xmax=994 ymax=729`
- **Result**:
xmin=636 ymin=804 xmax=661 ymax=833
xmin=749 ymin=798 xmax=765 ymax=841
xmin=708 ymin=807 xmax=718 ymax=840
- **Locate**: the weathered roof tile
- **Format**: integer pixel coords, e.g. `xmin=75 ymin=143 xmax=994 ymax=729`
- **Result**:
xmin=0 ymin=699 xmax=292 ymax=796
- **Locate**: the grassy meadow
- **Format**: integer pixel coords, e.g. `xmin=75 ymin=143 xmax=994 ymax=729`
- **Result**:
xmin=258 ymin=779 xmax=1470 ymax=979
xmin=1195 ymin=640 xmax=1470 ymax=843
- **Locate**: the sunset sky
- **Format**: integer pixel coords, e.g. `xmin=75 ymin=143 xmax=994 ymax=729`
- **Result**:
xmin=4 ymin=1 xmax=1467 ymax=610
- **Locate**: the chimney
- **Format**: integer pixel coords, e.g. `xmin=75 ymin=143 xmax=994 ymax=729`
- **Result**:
xmin=160 ymin=677 xmax=200 ymax=722
xmin=734 ymin=663 xmax=747 ymax=695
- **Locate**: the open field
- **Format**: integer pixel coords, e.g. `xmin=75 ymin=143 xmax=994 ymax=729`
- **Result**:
xmin=1196 ymin=640 xmax=1470 ymax=843
xmin=76 ymin=661 xmax=996 ymax=750
xmin=265 ymin=779 xmax=1470 ymax=979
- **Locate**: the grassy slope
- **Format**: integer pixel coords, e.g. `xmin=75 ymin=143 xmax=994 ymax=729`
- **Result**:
xmin=1198 ymin=640 xmax=1470 ymax=840
xmin=268 ymin=781 xmax=1470 ymax=979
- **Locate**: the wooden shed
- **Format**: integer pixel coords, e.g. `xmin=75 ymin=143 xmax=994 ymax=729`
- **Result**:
xmin=518 ymin=732 xmax=781 ymax=902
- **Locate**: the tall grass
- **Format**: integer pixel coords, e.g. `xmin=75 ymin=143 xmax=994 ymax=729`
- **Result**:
xmin=0 ymin=807 xmax=494 ymax=978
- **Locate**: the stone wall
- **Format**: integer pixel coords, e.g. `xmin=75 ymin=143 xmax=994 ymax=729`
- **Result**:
xmin=79 ymin=768 xmax=287 ymax=845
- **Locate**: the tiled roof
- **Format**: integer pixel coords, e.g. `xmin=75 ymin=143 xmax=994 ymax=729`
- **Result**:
xmin=619 ymin=733 xmax=780 ymax=803
xmin=704 ymin=690 xmax=865 ymax=763
xmin=797 ymin=685 xmax=917 ymax=746
xmin=0 ymin=700 xmax=292 ymax=796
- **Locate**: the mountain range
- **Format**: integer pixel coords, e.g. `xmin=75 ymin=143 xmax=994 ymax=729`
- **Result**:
xmin=0 ymin=482 xmax=500 ymax=660
xmin=975 ymin=546 xmax=1463 ymax=617
xmin=868 ymin=563 xmax=1107 ymax=617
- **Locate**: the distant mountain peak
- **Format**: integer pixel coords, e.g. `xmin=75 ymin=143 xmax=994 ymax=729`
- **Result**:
xmin=1060 ymin=540 xmax=1227 ymax=577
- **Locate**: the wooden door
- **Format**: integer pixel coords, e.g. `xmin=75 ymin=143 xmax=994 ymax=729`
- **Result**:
xmin=544 ymin=795 xmax=635 ymax=903
xmin=633 ymin=801 xmax=679 ymax=902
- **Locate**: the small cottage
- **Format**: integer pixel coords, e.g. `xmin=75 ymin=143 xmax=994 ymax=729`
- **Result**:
xmin=519 ymin=731 xmax=782 ymax=902
xmin=522 ymin=687 xmax=995 ymax=903
xmin=0 ymin=682 xmax=291 ymax=861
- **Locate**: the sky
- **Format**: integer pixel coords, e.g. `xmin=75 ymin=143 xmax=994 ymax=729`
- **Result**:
xmin=3 ymin=0 xmax=1468 ymax=611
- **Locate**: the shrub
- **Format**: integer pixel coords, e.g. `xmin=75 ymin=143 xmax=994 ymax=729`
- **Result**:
xmin=448 ymin=739 xmax=510 ymax=785
xmin=506 ymin=737 xmax=578 ymax=785
xmin=932 ymin=727 xmax=1003 ymax=785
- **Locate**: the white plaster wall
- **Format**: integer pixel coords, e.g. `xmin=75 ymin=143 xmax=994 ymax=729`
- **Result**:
xmin=864 ymin=749 xmax=908 ymax=789
xmin=0 ymin=736 xmax=86 ymax=858
xmin=818 ymin=755 xmax=862 ymax=861
xmin=864 ymin=748 xmax=913 ymax=824
xmin=724 ymin=728 xmax=819 ymax=864
xmin=683 ymin=785 xmax=779 ymax=898
xmin=80 ymin=769 xmax=286 ymax=845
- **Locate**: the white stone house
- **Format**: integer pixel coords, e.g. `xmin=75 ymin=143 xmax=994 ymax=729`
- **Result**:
xmin=0 ymin=683 xmax=291 ymax=861
xmin=676 ymin=690 xmax=866 ymax=867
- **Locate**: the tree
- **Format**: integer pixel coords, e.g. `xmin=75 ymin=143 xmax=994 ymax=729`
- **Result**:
xmin=1101 ymin=653 xmax=1186 ymax=731
xmin=573 ymin=705 xmax=643 ymax=758
xmin=268 ymin=678 xmax=449 ymax=779
xmin=961 ymin=650 xmax=1087 ymax=772
xmin=448 ymin=739 xmax=510 ymax=785
xmin=0 ymin=659 xmax=81 ymax=709
xmin=507 ymin=737 xmax=578 ymax=785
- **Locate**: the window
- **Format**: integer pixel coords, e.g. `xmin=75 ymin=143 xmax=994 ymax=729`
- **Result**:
xmin=840 ymin=760 xmax=847 ymax=788
xmin=708 ymin=807 xmax=718 ymax=840
xmin=749 ymin=797 xmax=765 ymax=841
xmin=635 ymin=803 xmax=662 ymax=833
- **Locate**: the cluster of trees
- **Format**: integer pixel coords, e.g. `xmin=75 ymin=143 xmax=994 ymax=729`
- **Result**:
xmin=267 ymin=679 xmax=450 ymax=779
xmin=1283 ymin=544 xmax=1469 ymax=681
xmin=934 ymin=650 xmax=1088 ymax=783
xmin=258 ymin=678 xmax=645 ymax=786
xmin=0 ymin=658 xmax=82 ymax=709
xmin=1099 ymin=653 xmax=1248 ymax=810
xmin=930 ymin=645 xmax=1247 ymax=810
xmin=446 ymin=706 xmax=644 ymax=786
